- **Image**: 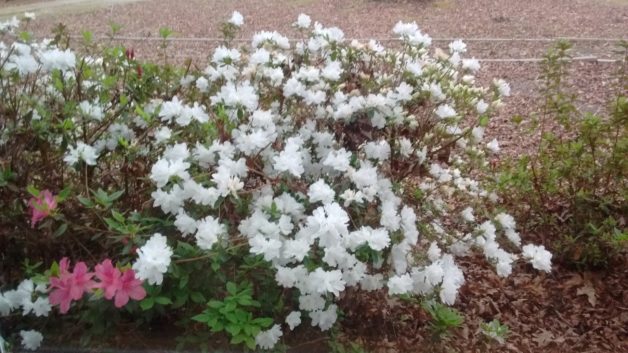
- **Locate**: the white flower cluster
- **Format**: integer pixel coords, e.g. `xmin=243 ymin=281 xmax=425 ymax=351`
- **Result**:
xmin=132 ymin=233 xmax=174 ymax=285
xmin=522 ymin=244 xmax=552 ymax=272
xmin=0 ymin=279 xmax=49 ymax=351
xmin=64 ymin=141 xmax=100 ymax=166
xmin=0 ymin=13 xmax=552 ymax=351
xmin=0 ymin=19 xmax=148 ymax=167
xmin=138 ymin=13 xmax=552 ymax=350
xmin=0 ymin=279 xmax=51 ymax=317
xmin=1 ymin=40 xmax=75 ymax=77
xmin=20 ymin=330 xmax=43 ymax=351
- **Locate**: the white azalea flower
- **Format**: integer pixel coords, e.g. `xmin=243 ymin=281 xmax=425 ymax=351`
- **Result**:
xmin=228 ymin=11 xmax=244 ymax=27
xmin=20 ymin=330 xmax=43 ymax=351
xmin=132 ymin=233 xmax=173 ymax=285
xmin=255 ymin=324 xmax=282 ymax=350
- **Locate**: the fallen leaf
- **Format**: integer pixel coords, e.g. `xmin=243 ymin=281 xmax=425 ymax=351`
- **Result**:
xmin=532 ymin=329 xmax=554 ymax=347
xmin=577 ymin=282 xmax=597 ymax=307
xmin=563 ymin=274 xmax=584 ymax=289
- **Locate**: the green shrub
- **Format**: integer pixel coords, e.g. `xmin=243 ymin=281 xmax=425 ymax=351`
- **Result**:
xmin=496 ymin=41 xmax=628 ymax=268
xmin=0 ymin=12 xmax=553 ymax=351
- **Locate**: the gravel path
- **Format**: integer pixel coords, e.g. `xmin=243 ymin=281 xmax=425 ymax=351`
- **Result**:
xmin=0 ymin=0 xmax=145 ymax=18
xmin=9 ymin=0 xmax=624 ymax=58
xmin=18 ymin=0 xmax=628 ymax=39
xmin=5 ymin=0 xmax=623 ymax=67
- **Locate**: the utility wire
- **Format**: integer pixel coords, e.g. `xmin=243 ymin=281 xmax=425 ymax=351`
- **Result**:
xmin=57 ymin=35 xmax=624 ymax=63
xmin=64 ymin=35 xmax=627 ymax=43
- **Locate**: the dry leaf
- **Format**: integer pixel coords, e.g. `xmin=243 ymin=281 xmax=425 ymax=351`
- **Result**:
xmin=532 ymin=329 xmax=554 ymax=347
xmin=576 ymin=282 xmax=597 ymax=307
xmin=563 ymin=274 xmax=584 ymax=289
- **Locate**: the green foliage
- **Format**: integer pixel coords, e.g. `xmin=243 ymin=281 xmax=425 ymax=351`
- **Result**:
xmin=421 ymin=300 xmax=463 ymax=338
xmin=0 ymin=12 xmax=581 ymax=352
xmin=0 ymin=167 xmax=16 ymax=188
xmin=480 ymin=319 xmax=509 ymax=344
xmin=496 ymin=41 xmax=628 ymax=268
xmin=159 ymin=26 xmax=174 ymax=40
xmin=192 ymin=281 xmax=273 ymax=350
xmin=108 ymin=21 xmax=123 ymax=38
xmin=78 ymin=188 xmax=124 ymax=209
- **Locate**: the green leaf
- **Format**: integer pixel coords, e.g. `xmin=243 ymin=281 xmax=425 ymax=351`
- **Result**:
xmin=245 ymin=324 xmax=261 ymax=337
xmin=253 ymin=317 xmax=273 ymax=328
xmin=53 ymin=223 xmax=68 ymax=237
xmin=77 ymin=196 xmax=94 ymax=208
xmin=191 ymin=312 xmax=211 ymax=323
xmin=93 ymin=188 xmax=112 ymax=207
xmin=159 ymin=27 xmax=174 ymax=39
xmin=172 ymin=291 xmax=188 ymax=308
xmin=225 ymin=324 xmax=241 ymax=337
xmin=109 ymin=21 xmax=123 ymax=36
xmin=19 ymin=31 xmax=33 ymax=42
xmin=154 ymin=296 xmax=172 ymax=305
xmin=82 ymin=30 xmax=93 ymax=44
xmin=190 ymin=292 xmax=206 ymax=304
xmin=57 ymin=187 xmax=72 ymax=202
xmin=26 ymin=185 xmax=40 ymax=197
xmin=224 ymin=312 xmax=239 ymax=323
xmin=109 ymin=189 xmax=125 ymax=202
xmin=224 ymin=301 xmax=237 ymax=312
xmin=49 ymin=261 xmax=60 ymax=277
xmin=226 ymin=281 xmax=237 ymax=296
xmin=178 ymin=274 xmax=189 ymax=289
xmin=111 ymin=210 xmax=125 ymax=223
xmin=230 ymin=333 xmax=246 ymax=345
xmin=104 ymin=217 xmax=124 ymax=233
xmin=61 ymin=118 xmax=74 ymax=131
xmin=207 ymin=300 xmax=223 ymax=309
xmin=210 ymin=321 xmax=224 ymax=332
xmin=237 ymin=296 xmax=253 ymax=306
xmin=245 ymin=337 xmax=256 ymax=350
xmin=235 ymin=309 xmax=248 ymax=323
xmin=139 ymin=297 xmax=154 ymax=310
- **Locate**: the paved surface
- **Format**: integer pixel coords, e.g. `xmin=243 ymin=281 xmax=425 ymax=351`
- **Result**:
xmin=0 ymin=0 xmax=145 ymax=18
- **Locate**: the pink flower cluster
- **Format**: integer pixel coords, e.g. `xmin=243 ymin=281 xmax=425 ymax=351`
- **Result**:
xmin=95 ymin=259 xmax=146 ymax=308
xmin=29 ymin=190 xmax=57 ymax=228
xmin=49 ymin=258 xmax=93 ymax=313
xmin=49 ymin=258 xmax=146 ymax=314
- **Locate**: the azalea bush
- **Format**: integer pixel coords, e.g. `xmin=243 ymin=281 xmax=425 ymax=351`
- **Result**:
xmin=0 ymin=12 xmax=552 ymax=351
xmin=496 ymin=41 xmax=627 ymax=268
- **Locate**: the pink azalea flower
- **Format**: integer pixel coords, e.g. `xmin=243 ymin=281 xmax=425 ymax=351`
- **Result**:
xmin=94 ymin=259 xmax=121 ymax=300
xmin=113 ymin=269 xmax=146 ymax=308
xmin=49 ymin=258 xmax=95 ymax=314
xmin=29 ymin=190 xmax=57 ymax=228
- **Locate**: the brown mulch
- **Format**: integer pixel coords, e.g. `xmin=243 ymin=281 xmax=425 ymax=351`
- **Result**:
xmin=477 ymin=60 xmax=623 ymax=158
xmin=340 ymin=257 xmax=628 ymax=353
